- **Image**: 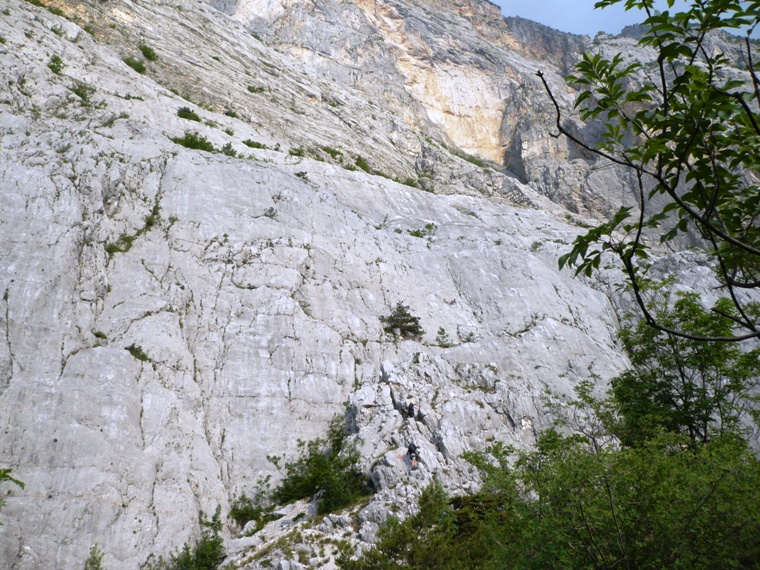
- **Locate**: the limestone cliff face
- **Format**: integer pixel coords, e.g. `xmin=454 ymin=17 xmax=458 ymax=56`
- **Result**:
xmin=208 ymin=0 xmax=657 ymax=220
xmin=0 ymin=0 xmax=726 ymax=568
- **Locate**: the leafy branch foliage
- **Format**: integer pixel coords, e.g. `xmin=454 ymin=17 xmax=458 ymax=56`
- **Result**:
xmin=465 ymin=431 xmax=760 ymax=569
xmin=542 ymin=0 xmax=760 ymax=341
xmin=612 ymin=290 xmax=760 ymax=446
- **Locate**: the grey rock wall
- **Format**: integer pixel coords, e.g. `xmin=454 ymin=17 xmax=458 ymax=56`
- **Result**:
xmin=0 ymin=0 xmax=744 ymax=568
xmin=214 ymin=0 xmax=652 ymax=219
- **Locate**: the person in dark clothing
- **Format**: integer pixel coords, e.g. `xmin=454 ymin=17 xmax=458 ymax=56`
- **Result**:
xmin=407 ymin=442 xmax=419 ymax=468
xmin=407 ymin=401 xmax=415 ymax=420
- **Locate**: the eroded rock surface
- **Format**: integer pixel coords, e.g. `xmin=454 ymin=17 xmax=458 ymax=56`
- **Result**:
xmin=0 ymin=0 xmax=740 ymax=568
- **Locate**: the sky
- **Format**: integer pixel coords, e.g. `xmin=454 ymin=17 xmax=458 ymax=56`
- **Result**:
xmin=490 ymin=1 xmax=756 ymax=38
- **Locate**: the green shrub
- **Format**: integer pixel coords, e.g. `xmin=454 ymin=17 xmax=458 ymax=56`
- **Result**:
xmin=398 ymin=177 xmax=420 ymax=189
xmin=338 ymin=480 xmax=491 ymax=570
xmin=48 ymin=54 xmax=64 ymax=74
xmin=143 ymin=507 xmax=225 ymax=570
xmin=126 ymin=344 xmax=149 ymax=362
xmin=242 ymin=139 xmax=268 ymax=149
xmin=224 ymin=109 xmax=238 ymax=118
xmin=220 ymin=142 xmax=237 ymax=157
xmin=230 ymin=493 xmax=262 ymax=527
xmin=139 ymin=44 xmax=158 ymax=61
xmin=123 ymin=56 xmax=146 ymax=74
xmin=71 ymin=83 xmax=95 ymax=105
xmin=458 ymin=431 xmax=760 ymax=570
xmin=170 ymin=131 xmax=216 ymax=153
xmin=144 ymin=203 xmax=160 ymax=230
xmin=272 ymin=416 xmax=373 ymax=515
xmin=169 ymin=528 xmax=223 ymax=569
xmin=47 ymin=5 xmax=64 ymax=16
xmin=229 ymin=490 xmax=281 ymax=535
xmin=380 ymin=303 xmax=424 ymax=340
xmin=177 ymin=107 xmax=201 ymax=122
xmin=247 ymin=85 xmax=265 ymax=93
xmin=321 ymin=146 xmax=342 ymax=159
xmin=105 ymin=234 xmax=135 ymax=254
xmin=104 ymin=201 xmax=156 ymax=254
xmin=408 ymin=223 xmax=437 ymax=239
xmin=612 ymin=293 xmax=760 ymax=447
xmin=289 ymin=146 xmax=305 ymax=157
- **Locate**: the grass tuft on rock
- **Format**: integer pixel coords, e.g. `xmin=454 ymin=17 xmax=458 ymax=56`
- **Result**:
xmin=123 ymin=56 xmax=146 ymax=74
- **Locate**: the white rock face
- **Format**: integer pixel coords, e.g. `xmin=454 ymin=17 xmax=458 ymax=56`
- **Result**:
xmin=0 ymin=0 xmax=735 ymax=568
xmin=213 ymin=0 xmax=647 ymax=217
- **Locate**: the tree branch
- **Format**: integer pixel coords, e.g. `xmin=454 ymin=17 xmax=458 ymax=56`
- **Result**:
xmin=746 ymin=36 xmax=760 ymax=108
xmin=536 ymin=70 xmax=644 ymax=171
xmin=620 ymin=253 xmax=760 ymax=342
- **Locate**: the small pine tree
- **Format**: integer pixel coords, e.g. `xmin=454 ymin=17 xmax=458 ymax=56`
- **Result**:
xmin=435 ymin=327 xmax=451 ymax=347
xmin=84 ymin=544 xmax=104 ymax=570
xmin=380 ymin=303 xmax=424 ymax=340
xmin=0 ymin=467 xmax=24 ymax=520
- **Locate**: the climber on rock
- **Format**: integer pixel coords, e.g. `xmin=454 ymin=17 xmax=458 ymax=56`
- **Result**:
xmin=407 ymin=401 xmax=415 ymax=421
xmin=407 ymin=442 xmax=419 ymax=468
